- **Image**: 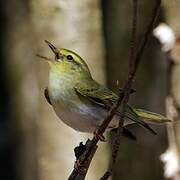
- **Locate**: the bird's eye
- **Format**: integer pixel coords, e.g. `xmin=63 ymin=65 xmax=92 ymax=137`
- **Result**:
xmin=67 ymin=55 xmax=73 ymax=60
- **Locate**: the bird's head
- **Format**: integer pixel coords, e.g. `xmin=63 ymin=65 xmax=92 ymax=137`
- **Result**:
xmin=38 ymin=40 xmax=91 ymax=78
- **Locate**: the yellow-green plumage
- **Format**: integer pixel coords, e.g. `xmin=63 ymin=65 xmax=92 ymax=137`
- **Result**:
xmin=39 ymin=41 xmax=171 ymax=134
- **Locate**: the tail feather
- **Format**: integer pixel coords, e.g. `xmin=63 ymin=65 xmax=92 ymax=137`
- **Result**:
xmin=133 ymin=108 xmax=171 ymax=124
xmin=125 ymin=106 xmax=157 ymax=135
xmin=116 ymin=105 xmax=171 ymax=135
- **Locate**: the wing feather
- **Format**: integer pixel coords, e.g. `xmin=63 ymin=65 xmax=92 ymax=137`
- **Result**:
xmin=75 ymin=81 xmax=157 ymax=135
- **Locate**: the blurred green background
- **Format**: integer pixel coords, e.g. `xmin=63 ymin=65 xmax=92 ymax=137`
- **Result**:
xmin=0 ymin=0 xmax=179 ymax=180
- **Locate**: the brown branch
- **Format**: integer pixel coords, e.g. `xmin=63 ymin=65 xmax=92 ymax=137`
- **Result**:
xmin=68 ymin=140 xmax=98 ymax=180
xmin=100 ymin=1 xmax=161 ymax=179
xmin=100 ymin=0 xmax=138 ymax=178
xmin=116 ymin=0 xmax=161 ymax=162
xmin=115 ymin=0 xmax=138 ymax=166
xmin=68 ymin=1 xmax=161 ymax=180
xmin=129 ymin=0 xmax=138 ymax=72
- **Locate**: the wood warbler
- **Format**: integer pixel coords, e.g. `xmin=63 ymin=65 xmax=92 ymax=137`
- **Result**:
xmin=38 ymin=40 xmax=170 ymax=136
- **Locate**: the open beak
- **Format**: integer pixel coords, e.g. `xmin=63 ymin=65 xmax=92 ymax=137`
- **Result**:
xmin=45 ymin=40 xmax=60 ymax=59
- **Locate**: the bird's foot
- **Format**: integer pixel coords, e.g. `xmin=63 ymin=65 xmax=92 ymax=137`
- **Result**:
xmin=93 ymin=130 xmax=106 ymax=142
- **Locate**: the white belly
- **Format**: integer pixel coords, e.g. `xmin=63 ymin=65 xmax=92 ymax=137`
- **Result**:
xmin=52 ymin=101 xmax=119 ymax=133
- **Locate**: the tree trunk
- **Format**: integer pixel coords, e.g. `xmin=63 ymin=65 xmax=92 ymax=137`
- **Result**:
xmin=2 ymin=1 xmax=39 ymax=180
xmin=31 ymin=0 xmax=108 ymax=179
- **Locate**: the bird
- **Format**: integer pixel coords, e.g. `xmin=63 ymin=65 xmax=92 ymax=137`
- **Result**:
xmin=37 ymin=40 xmax=171 ymax=139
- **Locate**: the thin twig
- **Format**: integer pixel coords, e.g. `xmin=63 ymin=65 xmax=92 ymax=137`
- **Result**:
xmin=116 ymin=0 xmax=161 ymax=166
xmin=68 ymin=140 xmax=98 ymax=180
xmin=100 ymin=0 xmax=138 ymax=179
xmin=68 ymin=1 xmax=161 ymax=180
xmin=129 ymin=0 xmax=138 ymax=71
xmin=114 ymin=0 xmax=138 ymax=166
xmin=100 ymin=1 xmax=161 ymax=179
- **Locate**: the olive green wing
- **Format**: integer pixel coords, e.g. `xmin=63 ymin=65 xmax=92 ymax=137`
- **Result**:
xmin=74 ymin=81 xmax=157 ymax=135
xmin=75 ymin=82 xmax=117 ymax=107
